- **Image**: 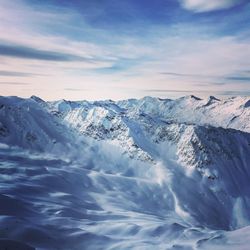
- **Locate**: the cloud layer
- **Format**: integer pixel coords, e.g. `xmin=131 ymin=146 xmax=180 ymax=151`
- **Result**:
xmin=0 ymin=0 xmax=249 ymax=100
xmin=179 ymin=0 xmax=240 ymax=12
xmin=0 ymin=44 xmax=97 ymax=62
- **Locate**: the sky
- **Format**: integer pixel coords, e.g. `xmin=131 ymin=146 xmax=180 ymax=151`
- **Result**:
xmin=0 ymin=0 xmax=250 ymax=100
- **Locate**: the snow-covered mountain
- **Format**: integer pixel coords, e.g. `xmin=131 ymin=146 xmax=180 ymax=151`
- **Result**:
xmin=0 ymin=95 xmax=250 ymax=250
xmin=0 ymin=96 xmax=79 ymax=153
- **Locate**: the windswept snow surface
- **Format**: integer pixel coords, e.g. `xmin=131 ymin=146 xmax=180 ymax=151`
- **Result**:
xmin=0 ymin=95 xmax=250 ymax=249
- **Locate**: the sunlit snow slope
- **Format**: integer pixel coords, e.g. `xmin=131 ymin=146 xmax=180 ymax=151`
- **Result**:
xmin=0 ymin=95 xmax=250 ymax=250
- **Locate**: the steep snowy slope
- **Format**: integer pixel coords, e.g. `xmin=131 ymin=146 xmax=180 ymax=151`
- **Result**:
xmin=154 ymin=124 xmax=250 ymax=230
xmin=0 ymin=145 xmax=242 ymax=250
xmin=0 ymin=95 xmax=250 ymax=250
xmin=46 ymin=99 xmax=153 ymax=161
xmin=0 ymin=96 xmax=80 ymax=153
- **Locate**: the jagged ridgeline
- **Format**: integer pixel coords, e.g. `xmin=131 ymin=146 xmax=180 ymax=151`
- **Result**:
xmin=0 ymin=95 xmax=250 ymax=250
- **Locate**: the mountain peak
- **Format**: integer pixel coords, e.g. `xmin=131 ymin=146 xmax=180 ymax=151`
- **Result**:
xmin=178 ymin=95 xmax=202 ymax=101
xmin=208 ymin=96 xmax=220 ymax=101
xmin=30 ymin=95 xmax=45 ymax=103
xmin=243 ymin=99 xmax=250 ymax=108
xmin=190 ymin=95 xmax=202 ymax=100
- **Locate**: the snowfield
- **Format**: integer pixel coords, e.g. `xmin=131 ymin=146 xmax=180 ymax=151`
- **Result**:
xmin=0 ymin=95 xmax=250 ymax=250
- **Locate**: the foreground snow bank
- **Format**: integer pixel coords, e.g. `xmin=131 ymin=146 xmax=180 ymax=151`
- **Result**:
xmin=1 ymin=146 xmax=250 ymax=250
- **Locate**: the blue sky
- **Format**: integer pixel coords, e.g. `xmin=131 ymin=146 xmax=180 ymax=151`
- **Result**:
xmin=0 ymin=0 xmax=250 ymax=100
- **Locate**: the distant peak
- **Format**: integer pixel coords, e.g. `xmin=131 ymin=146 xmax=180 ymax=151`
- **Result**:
xmin=243 ymin=99 xmax=250 ymax=108
xmin=190 ymin=95 xmax=202 ymax=100
xmin=202 ymin=96 xmax=220 ymax=107
xmin=179 ymin=95 xmax=202 ymax=101
xmin=141 ymin=96 xmax=157 ymax=101
xmin=30 ymin=95 xmax=44 ymax=103
xmin=158 ymin=97 xmax=173 ymax=102
xmin=208 ymin=96 xmax=220 ymax=101
xmin=58 ymin=99 xmax=72 ymax=105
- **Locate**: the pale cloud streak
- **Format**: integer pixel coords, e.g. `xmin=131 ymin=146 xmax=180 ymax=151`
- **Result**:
xmin=179 ymin=0 xmax=241 ymax=12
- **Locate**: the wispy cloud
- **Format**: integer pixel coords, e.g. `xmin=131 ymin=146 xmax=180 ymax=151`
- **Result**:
xmin=0 ymin=70 xmax=35 ymax=77
xmin=225 ymin=76 xmax=250 ymax=81
xmin=161 ymin=72 xmax=207 ymax=78
xmin=0 ymin=44 xmax=98 ymax=62
xmin=219 ymin=90 xmax=250 ymax=96
xmin=142 ymin=89 xmax=194 ymax=93
xmin=160 ymin=71 xmax=250 ymax=85
xmin=0 ymin=82 xmax=30 ymax=85
xmin=142 ymin=89 xmax=250 ymax=98
xmin=179 ymin=0 xmax=241 ymax=12
xmin=192 ymin=81 xmax=226 ymax=86
xmin=64 ymin=88 xmax=87 ymax=91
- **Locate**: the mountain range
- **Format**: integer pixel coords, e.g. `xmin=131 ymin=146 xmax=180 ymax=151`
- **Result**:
xmin=0 ymin=95 xmax=250 ymax=250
